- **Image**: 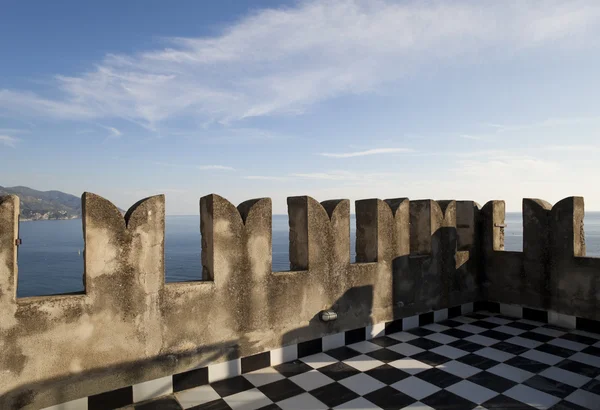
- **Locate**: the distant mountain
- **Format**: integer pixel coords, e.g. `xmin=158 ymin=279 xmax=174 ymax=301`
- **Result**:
xmin=0 ymin=186 xmax=82 ymax=221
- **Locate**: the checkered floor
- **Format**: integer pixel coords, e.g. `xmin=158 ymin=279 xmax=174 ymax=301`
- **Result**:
xmin=131 ymin=311 xmax=600 ymax=410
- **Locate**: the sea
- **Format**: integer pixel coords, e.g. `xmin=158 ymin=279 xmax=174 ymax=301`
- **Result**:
xmin=15 ymin=213 xmax=600 ymax=298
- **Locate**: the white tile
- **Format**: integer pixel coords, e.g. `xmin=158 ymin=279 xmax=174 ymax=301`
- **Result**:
xmin=389 ymin=358 xmax=432 ymax=374
xmin=209 ymin=359 xmax=242 ymax=383
xmin=456 ymin=324 xmax=487 ymax=334
xmin=243 ymin=367 xmax=285 ymax=387
xmin=436 ymin=360 xmax=480 ymax=378
xmin=425 ymin=332 xmax=458 ymax=345
xmin=566 ymin=388 xmax=600 ymax=409
xmin=344 ymin=354 xmax=385 ymax=372
xmin=521 ymin=349 xmax=563 ymax=366
xmin=531 ymin=327 xmax=565 ymax=338
xmin=454 ymin=316 xmax=478 ymax=324
xmin=133 ymin=375 xmax=173 ymax=402
xmin=300 ymin=352 xmax=337 ymax=369
xmin=366 ymin=322 xmax=386 ymax=340
xmin=388 ymin=342 xmax=424 ymax=357
xmin=224 ymin=388 xmax=273 ymax=410
xmin=278 ymin=392 xmax=328 ymax=410
xmin=403 ymin=315 xmax=419 ymax=330
xmin=572 ymin=330 xmax=600 ymax=340
xmin=388 ymin=332 xmax=419 ymax=342
xmin=434 ymin=309 xmax=449 ymax=323
xmin=500 ymin=304 xmax=522 ymax=318
xmin=570 ymin=352 xmax=600 ymax=368
xmin=539 ymin=366 xmax=591 ymax=388
xmin=176 ymin=385 xmax=220 ymax=409
xmin=333 ymin=397 xmax=381 ymax=410
xmin=548 ymin=311 xmax=576 ymax=329
xmin=41 ymin=398 xmax=88 ymax=410
xmin=422 ymin=323 xmax=450 ymax=333
xmin=505 ymin=384 xmax=560 ymax=409
xmin=462 ymin=302 xmax=474 ymax=314
xmin=483 ymin=316 xmax=512 ymax=325
xmin=270 ymin=345 xmax=298 ymax=366
xmin=518 ymin=318 xmax=546 ymax=327
xmin=323 ymin=333 xmax=345 ymax=351
xmin=339 ymin=373 xmax=386 ymax=396
xmin=290 ymin=369 xmax=334 ymax=391
xmin=391 ymin=376 xmax=440 ymax=400
xmin=488 ymin=363 xmax=533 ymax=383
xmin=475 ymin=347 xmax=514 ymax=362
xmin=494 ymin=325 xmax=526 ymax=336
xmin=465 ymin=334 xmax=499 ymax=347
xmin=430 ymin=345 xmax=468 ymax=360
xmin=506 ymin=336 xmax=542 ymax=349
xmin=548 ymin=338 xmax=587 ymax=352
xmin=348 ymin=341 xmax=381 ymax=354
xmin=402 ymin=403 xmax=435 ymax=410
xmin=446 ymin=380 xmax=497 ymax=404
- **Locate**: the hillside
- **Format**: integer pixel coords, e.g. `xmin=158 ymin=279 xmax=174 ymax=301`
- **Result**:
xmin=0 ymin=186 xmax=82 ymax=221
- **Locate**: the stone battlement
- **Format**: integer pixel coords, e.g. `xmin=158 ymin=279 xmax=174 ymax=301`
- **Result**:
xmin=0 ymin=193 xmax=598 ymax=409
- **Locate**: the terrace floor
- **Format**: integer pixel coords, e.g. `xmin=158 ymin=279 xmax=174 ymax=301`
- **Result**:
xmin=124 ymin=310 xmax=600 ymax=410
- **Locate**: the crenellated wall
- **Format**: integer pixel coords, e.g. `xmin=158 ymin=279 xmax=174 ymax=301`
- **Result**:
xmin=0 ymin=193 xmax=597 ymax=409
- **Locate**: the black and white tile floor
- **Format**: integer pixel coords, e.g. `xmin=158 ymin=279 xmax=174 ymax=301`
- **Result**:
xmin=128 ymin=311 xmax=600 ymax=410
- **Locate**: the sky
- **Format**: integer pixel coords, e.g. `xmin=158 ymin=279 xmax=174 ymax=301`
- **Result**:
xmin=1 ymin=0 xmax=600 ymax=215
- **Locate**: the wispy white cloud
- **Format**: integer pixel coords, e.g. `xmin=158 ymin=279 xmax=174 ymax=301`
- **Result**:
xmin=1 ymin=1 xmax=599 ymax=127
xmin=104 ymin=126 xmax=122 ymax=138
xmin=319 ymin=147 xmax=414 ymax=158
xmin=0 ymin=135 xmax=19 ymax=148
xmin=197 ymin=165 xmax=235 ymax=171
xmin=244 ymin=175 xmax=288 ymax=181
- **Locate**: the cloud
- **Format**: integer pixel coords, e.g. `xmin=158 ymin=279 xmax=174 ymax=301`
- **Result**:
xmin=244 ymin=175 xmax=288 ymax=181
xmin=104 ymin=126 xmax=122 ymax=138
xmin=544 ymin=144 xmax=600 ymax=152
xmin=318 ymin=147 xmax=414 ymax=158
xmin=197 ymin=165 xmax=235 ymax=171
xmin=0 ymin=135 xmax=19 ymax=148
xmin=1 ymin=1 xmax=599 ymax=128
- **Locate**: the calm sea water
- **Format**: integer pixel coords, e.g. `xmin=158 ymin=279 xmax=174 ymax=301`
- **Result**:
xmin=15 ymin=213 xmax=600 ymax=297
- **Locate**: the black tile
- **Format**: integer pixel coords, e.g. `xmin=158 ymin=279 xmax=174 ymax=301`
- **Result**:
xmin=549 ymin=401 xmax=589 ymax=410
xmin=582 ymin=346 xmax=600 ymax=357
xmin=407 ymin=327 xmax=435 ymax=337
xmin=416 ymin=368 xmax=462 ymax=388
xmin=412 ymin=351 xmax=451 ymax=366
xmin=242 ymin=352 xmax=270 ymax=374
xmin=273 ymin=360 xmax=313 ymax=377
xmin=310 ymin=382 xmax=359 ymax=408
xmin=560 ymin=333 xmax=598 ymax=345
xmin=536 ymin=343 xmax=576 ymax=358
xmin=442 ymin=328 xmax=473 ymax=339
xmin=506 ymin=321 xmax=536 ymax=331
xmin=298 ymin=338 xmax=322 ymax=358
xmin=448 ymin=305 xmax=462 ymax=319
xmin=367 ymin=347 xmax=405 ymax=363
xmin=317 ymin=361 xmax=360 ymax=381
xmin=504 ymin=356 xmax=549 ymax=374
xmin=89 ymin=386 xmax=133 ymax=410
xmin=211 ymin=376 xmax=254 ymax=397
xmin=582 ymin=378 xmax=600 ymax=395
xmin=325 ymin=346 xmax=361 ymax=361
xmin=408 ymin=337 xmax=442 ymax=351
xmin=520 ymin=331 xmax=553 ymax=343
xmin=365 ymin=364 xmax=410 ymax=385
xmin=345 ymin=327 xmax=366 ymax=345
xmin=482 ymin=394 xmax=537 ymax=409
xmin=467 ymin=371 xmax=516 ymax=393
xmin=439 ymin=319 xmax=464 ymax=328
xmin=496 ymin=315 xmax=518 ymax=321
xmin=256 ymin=404 xmax=281 ymax=410
xmin=448 ymin=339 xmax=485 ymax=353
xmin=258 ymin=378 xmax=304 ymax=402
xmin=524 ymin=375 xmax=577 ymax=399
xmin=385 ymin=318 xmax=403 ymax=335
xmin=523 ymin=307 xmax=548 ymax=323
xmin=369 ymin=336 xmax=400 ymax=348
xmin=544 ymin=324 xmax=569 ymax=332
xmin=490 ymin=341 xmax=528 ymax=355
xmin=135 ymin=397 xmax=182 ymax=410
xmin=173 ymin=367 xmax=209 ymax=392
xmin=364 ymin=386 xmax=417 ymax=409
xmin=457 ymin=353 xmax=500 ymax=370
xmin=420 ymin=311 xmax=435 ymax=326
xmin=466 ymin=313 xmax=488 ymax=319
xmin=471 ymin=320 xmax=499 ymax=330
xmin=422 ymin=389 xmax=477 ymax=410
xmin=556 ymin=359 xmax=600 ymax=378
xmin=480 ymin=330 xmax=513 ymax=341
xmin=189 ymin=398 xmax=230 ymax=410
xmin=576 ymin=317 xmax=600 ymax=334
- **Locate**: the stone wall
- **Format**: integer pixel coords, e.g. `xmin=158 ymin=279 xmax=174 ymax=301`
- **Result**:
xmin=0 ymin=192 xmax=595 ymax=409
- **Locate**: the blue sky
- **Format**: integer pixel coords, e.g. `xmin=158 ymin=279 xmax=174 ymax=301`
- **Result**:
xmin=1 ymin=0 xmax=600 ymax=214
